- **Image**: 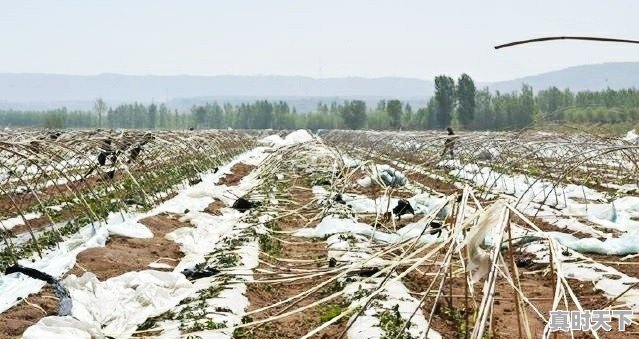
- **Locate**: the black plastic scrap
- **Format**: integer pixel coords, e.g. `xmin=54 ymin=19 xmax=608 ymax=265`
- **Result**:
xmin=346 ymin=266 xmax=380 ymax=277
xmin=312 ymin=178 xmax=332 ymax=186
xmin=5 ymin=264 xmax=72 ymax=316
xmin=516 ymin=257 xmax=533 ymax=268
xmin=333 ymin=193 xmax=346 ymax=205
xmin=392 ymin=199 xmax=414 ymax=219
xmin=181 ymin=267 xmax=220 ymax=280
xmin=232 ymin=197 xmax=261 ymax=213
xmin=189 ymin=177 xmax=203 ymax=185
xmin=429 ymin=220 xmax=443 ymax=237
xmin=124 ymin=198 xmax=145 ymax=206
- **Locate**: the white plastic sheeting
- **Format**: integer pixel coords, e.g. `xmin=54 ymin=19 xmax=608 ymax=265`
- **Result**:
xmin=356 ymin=176 xmax=373 ymax=188
xmin=169 ymin=242 xmax=260 ymax=339
xmin=0 ymin=212 xmax=42 ymax=231
xmin=23 ymin=317 xmax=103 ymax=339
xmin=295 ymin=214 xmax=447 ymax=246
xmin=167 ymin=212 xmax=242 ymax=272
xmin=105 ymin=213 xmax=154 ymax=239
xmin=0 ymin=224 xmax=108 ymax=313
xmin=0 ymin=212 xmax=163 ymax=314
xmin=624 ymin=129 xmax=638 ymax=143
xmin=25 ymin=271 xmax=194 ymax=339
xmin=519 ymin=231 xmax=639 ymax=313
xmin=5 ymin=144 xmax=271 ymax=335
xmin=25 ymin=142 xmax=269 ymax=338
xmin=344 ymin=279 xmax=442 ymax=339
xmin=341 ymin=192 xmax=449 ymax=217
xmin=549 ymin=231 xmax=639 ymax=255
xmin=313 ymin=184 xmax=442 ymax=338
xmin=283 ymin=129 xmax=314 ymax=144
xmin=555 ymin=250 xmax=639 ymax=311
xmin=152 ymin=146 xmax=270 ymax=216
xmin=341 ymin=154 xmax=365 ymax=168
xmin=258 ymin=129 xmax=314 ymax=148
xmin=459 ymin=202 xmax=507 ymax=283
xmin=440 ymin=159 xmax=606 ymax=208
xmin=353 ymin=164 xmax=407 ymax=189
xmin=1 ymin=146 xmax=269 ymax=315
xmin=312 ymin=199 xmax=442 ymax=336
xmin=153 ymin=149 xmax=272 ymax=337
xmin=439 ymin=158 xmax=639 ymax=255
xmin=296 ymin=216 xmax=400 ymax=243
xmin=258 ymin=134 xmax=285 ymax=147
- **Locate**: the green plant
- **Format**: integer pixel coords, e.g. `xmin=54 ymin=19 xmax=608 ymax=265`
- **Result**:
xmin=258 ymin=233 xmax=281 ymax=257
xmin=378 ymin=304 xmax=416 ymax=339
xmin=320 ymin=304 xmax=345 ymax=323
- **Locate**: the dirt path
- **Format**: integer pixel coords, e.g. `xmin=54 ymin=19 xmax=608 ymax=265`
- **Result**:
xmin=244 ymin=172 xmax=349 ymax=338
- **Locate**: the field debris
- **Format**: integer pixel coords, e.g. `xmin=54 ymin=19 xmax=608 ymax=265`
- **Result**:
xmin=232 ymin=197 xmax=261 ymax=212
xmin=1 ymin=128 xmax=639 ymax=338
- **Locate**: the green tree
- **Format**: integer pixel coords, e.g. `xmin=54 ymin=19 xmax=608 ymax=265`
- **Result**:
xmin=434 ymin=75 xmax=456 ymax=128
xmin=517 ymin=84 xmax=535 ymax=128
xmin=340 ymin=100 xmax=367 ymax=129
xmin=158 ymin=103 xmax=169 ymax=128
xmin=192 ymin=105 xmax=207 ymax=129
xmin=473 ymin=88 xmax=493 ymax=130
xmin=148 ymin=103 xmax=158 ymax=129
xmin=403 ymin=103 xmax=413 ymax=128
xmin=44 ymin=108 xmax=68 ymax=129
xmin=456 ymin=73 xmax=476 ymax=128
xmin=386 ymin=99 xmax=403 ymax=129
xmin=94 ymin=98 xmax=107 ymax=128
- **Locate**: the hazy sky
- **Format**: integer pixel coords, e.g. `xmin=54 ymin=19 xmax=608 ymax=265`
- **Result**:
xmin=1 ymin=0 xmax=638 ymax=81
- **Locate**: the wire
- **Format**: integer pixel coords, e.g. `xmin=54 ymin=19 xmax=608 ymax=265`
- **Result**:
xmin=495 ymin=36 xmax=639 ymax=49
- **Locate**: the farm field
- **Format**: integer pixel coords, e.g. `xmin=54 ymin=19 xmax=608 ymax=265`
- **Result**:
xmin=1 ymin=128 xmax=639 ymax=339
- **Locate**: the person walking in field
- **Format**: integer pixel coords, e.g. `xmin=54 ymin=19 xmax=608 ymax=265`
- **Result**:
xmin=441 ymin=127 xmax=455 ymax=158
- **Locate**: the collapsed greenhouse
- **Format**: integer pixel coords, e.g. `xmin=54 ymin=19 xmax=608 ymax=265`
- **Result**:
xmin=0 ymin=128 xmax=638 ymax=338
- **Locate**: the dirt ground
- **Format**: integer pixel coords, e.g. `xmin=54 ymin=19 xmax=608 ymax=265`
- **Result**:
xmin=68 ymin=213 xmax=187 ymax=279
xmin=0 ymin=285 xmax=59 ymax=338
xmin=204 ymin=198 xmax=226 ymax=215
xmin=244 ymin=174 xmax=349 ymax=338
xmin=219 ymin=163 xmax=256 ymax=186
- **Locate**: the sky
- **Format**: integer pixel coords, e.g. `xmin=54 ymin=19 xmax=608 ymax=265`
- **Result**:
xmin=0 ymin=0 xmax=638 ymax=81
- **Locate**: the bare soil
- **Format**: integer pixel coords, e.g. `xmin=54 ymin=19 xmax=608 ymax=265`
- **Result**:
xmin=245 ymin=175 xmax=347 ymax=338
xmin=204 ymin=198 xmax=226 ymax=216
xmin=68 ymin=213 xmax=186 ymax=280
xmin=0 ymin=286 xmax=58 ymax=339
xmin=219 ymin=163 xmax=256 ymax=186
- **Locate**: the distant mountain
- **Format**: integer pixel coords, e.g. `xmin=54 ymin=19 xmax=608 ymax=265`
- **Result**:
xmin=0 ymin=73 xmax=432 ymax=106
xmin=484 ymin=62 xmax=639 ymax=93
xmin=0 ymin=62 xmax=638 ymax=112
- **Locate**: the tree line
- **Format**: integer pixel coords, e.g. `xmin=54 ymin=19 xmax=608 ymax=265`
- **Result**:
xmin=1 ymin=74 xmax=638 ymax=130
